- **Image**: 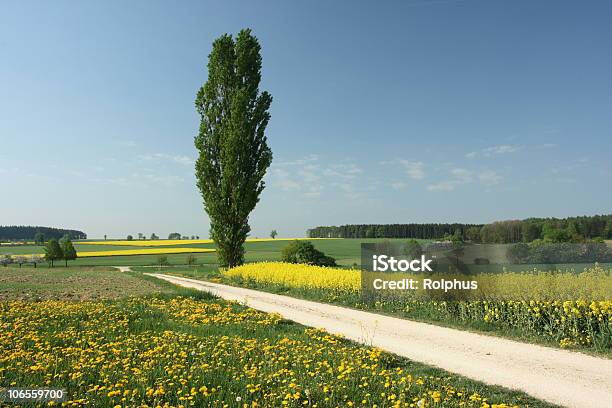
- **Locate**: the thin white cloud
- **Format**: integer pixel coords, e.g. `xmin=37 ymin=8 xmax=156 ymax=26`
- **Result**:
xmin=276 ymin=154 xmax=319 ymax=167
xmin=385 ymin=159 xmax=426 ymax=180
xmin=401 ymin=160 xmax=425 ymax=180
xmin=478 ymin=170 xmax=502 ymax=185
xmin=427 ymin=181 xmax=456 ymax=192
xmin=270 ymin=155 xmax=363 ymax=199
xmin=138 ymin=153 xmax=195 ymax=166
xmin=466 ymin=144 xmax=520 ymax=159
xmin=428 ymin=168 xmax=501 ymax=192
xmin=484 ymin=145 xmax=519 ymax=155
xmin=119 ymin=140 xmax=137 ymax=147
xmin=450 ymin=168 xmax=473 ymax=183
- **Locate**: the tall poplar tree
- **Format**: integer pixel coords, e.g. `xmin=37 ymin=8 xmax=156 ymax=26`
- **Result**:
xmin=194 ymin=29 xmax=273 ymax=268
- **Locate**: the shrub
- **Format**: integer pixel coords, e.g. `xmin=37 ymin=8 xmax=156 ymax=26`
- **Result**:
xmin=281 ymin=240 xmax=336 ymax=267
xmin=29 ymin=255 xmax=43 ymax=268
xmin=156 ymin=255 xmax=169 ymax=266
xmin=186 ymin=254 xmax=197 ymax=265
xmin=14 ymin=256 xmax=27 ymax=267
xmin=403 ymin=240 xmax=422 ymax=259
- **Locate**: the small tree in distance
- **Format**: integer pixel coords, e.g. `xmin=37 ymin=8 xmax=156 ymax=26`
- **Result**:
xmin=156 ymin=255 xmax=169 ymax=270
xmin=34 ymin=232 xmax=45 ymax=245
xmin=15 ymin=256 xmax=27 ymax=268
xmin=30 ymin=255 xmax=43 ymax=268
xmin=186 ymin=254 xmax=197 ymax=265
xmin=168 ymin=232 xmax=181 ymax=240
xmin=127 ymin=235 xmax=134 ymax=241
xmin=44 ymin=239 xmax=63 ymax=267
xmin=270 ymin=230 xmax=278 ymax=239
xmin=61 ymin=238 xmax=77 ymax=267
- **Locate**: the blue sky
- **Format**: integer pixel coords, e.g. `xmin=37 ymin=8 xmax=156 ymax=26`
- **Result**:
xmin=1 ymin=0 xmax=610 ymax=239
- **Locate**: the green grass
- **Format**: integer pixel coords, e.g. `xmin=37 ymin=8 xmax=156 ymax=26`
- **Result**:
xmin=0 ymin=270 xmax=556 ymax=407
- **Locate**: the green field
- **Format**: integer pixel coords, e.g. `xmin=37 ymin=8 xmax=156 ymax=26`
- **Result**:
xmin=0 ymin=266 xmax=554 ymax=407
xmin=0 ymin=238 xmax=416 ymax=267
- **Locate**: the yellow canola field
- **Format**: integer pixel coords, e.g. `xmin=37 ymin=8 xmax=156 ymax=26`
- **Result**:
xmin=224 ymin=261 xmax=361 ymax=291
xmin=78 ymin=247 xmax=216 ymax=257
xmin=78 ymin=237 xmax=337 ymax=247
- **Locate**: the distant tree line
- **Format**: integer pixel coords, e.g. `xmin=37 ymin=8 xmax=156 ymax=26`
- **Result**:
xmin=307 ymin=224 xmax=483 ymax=239
xmin=308 ymin=214 xmax=612 ymax=243
xmin=506 ymin=241 xmax=612 ymax=264
xmin=0 ymin=226 xmax=87 ymax=242
xmin=475 ymin=214 xmax=612 ymax=243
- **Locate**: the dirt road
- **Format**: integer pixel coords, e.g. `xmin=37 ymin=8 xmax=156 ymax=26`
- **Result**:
xmin=147 ymin=273 xmax=612 ymax=408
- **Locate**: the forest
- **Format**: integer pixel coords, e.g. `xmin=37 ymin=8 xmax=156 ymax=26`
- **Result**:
xmin=0 ymin=226 xmax=87 ymax=241
xmin=308 ymin=214 xmax=612 ymax=243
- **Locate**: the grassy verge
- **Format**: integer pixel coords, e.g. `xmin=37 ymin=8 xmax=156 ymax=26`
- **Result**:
xmin=0 ymin=272 xmax=555 ymax=407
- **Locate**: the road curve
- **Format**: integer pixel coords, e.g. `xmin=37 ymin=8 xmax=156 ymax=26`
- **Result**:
xmin=147 ymin=273 xmax=612 ymax=408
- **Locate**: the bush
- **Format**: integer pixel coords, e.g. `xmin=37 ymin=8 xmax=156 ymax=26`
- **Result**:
xmin=403 ymin=239 xmax=422 ymax=259
xmin=506 ymin=243 xmax=530 ymax=264
xmin=473 ymin=257 xmax=490 ymax=265
xmin=507 ymin=241 xmax=612 ymax=264
xmin=14 ymin=256 xmax=27 ymax=267
xmin=156 ymin=255 xmax=169 ymax=266
xmin=186 ymin=254 xmax=197 ymax=265
xmin=281 ymin=240 xmax=336 ymax=267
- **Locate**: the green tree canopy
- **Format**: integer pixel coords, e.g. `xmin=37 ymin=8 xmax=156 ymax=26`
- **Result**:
xmin=195 ymin=29 xmax=273 ymax=268
xmin=34 ymin=232 xmax=45 ymax=245
xmin=281 ymin=240 xmax=336 ymax=267
xmin=61 ymin=238 xmax=77 ymax=267
xmin=44 ymin=239 xmax=63 ymax=267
